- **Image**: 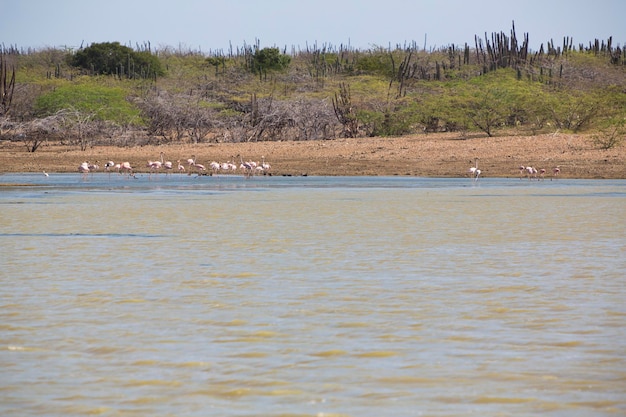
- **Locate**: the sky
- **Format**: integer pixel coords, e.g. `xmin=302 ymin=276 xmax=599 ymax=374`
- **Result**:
xmin=2 ymin=0 xmax=625 ymax=54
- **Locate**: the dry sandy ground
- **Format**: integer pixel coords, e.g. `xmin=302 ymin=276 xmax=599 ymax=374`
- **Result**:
xmin=0 ymin=132 xmax=624 ymax=179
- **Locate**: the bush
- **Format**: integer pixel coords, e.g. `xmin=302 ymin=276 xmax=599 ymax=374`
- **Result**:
xmin=70 ymin=42 xmax=164 ymax=79
xmin=250 ymin=47 xmax=290 ymax=74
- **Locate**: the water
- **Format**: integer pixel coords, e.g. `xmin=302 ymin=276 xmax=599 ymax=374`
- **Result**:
xmin=1 ymin=173 xmax=625 ymax=417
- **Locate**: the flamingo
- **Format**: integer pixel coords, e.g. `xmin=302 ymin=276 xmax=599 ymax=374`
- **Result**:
xmin=187 ymin=156 xmax=206 ymax=175
xmin=524 ymin=166 xmax=538 ymax=180
xmin=119 ymin=161 xmax=133 ymax=177
xmin=78 ymin=162 xmax=90 ymax=179
xmin=147 ymin=160 xmax=161 ymax=178
xmin=194 ymin=162 xmax=206 ymax=174
xmin=469 ymin=158 xmax=480 ymax=181
xmin=552 ymin=166 xmax=560 ymax=180
xmin=519 ymin=166 xmax=526 ymax=179
xmin=261 ymin=156 xmax=271 ymax=173
xmin=210 ymin=161 xmax=221 ymax=174
xmin=539 ymin=168 xmax=546 ymax=180
xmin=43 ymin=170 xmax=49 ymax=177
xmin=104 ymin=161 xmax=115 ymax=178
xmin=161 ymin=152 xmax=173 ymax=175
xmin=239 ymin=154 xmax=253 ymax=178
xmin=88 ymin=161 xmax=99 ymax=176
xmin=177 ymin=160 xmax=185 ymax=173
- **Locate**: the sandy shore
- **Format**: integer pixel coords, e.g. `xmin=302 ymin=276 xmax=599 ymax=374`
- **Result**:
xmin=1 ymin=132 xmax=624 ymax=178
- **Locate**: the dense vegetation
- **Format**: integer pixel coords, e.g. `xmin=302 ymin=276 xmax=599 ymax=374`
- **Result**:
xmin=1 ymin=24 xmax=625 ymax=152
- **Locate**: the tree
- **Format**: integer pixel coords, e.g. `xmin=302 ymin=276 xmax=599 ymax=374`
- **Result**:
xmin=250 ymin=47 xmax=290 ymax=77
xmin=70 ymin=42 xmax=164 ymax=79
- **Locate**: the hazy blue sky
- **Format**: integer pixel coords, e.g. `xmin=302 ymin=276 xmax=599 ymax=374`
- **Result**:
xmin=2 ymin=0 xmax=624 ymax=53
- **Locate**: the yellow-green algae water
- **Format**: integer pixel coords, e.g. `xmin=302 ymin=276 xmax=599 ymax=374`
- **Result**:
xmin=1 ymin=174 xmax=625 ymax=416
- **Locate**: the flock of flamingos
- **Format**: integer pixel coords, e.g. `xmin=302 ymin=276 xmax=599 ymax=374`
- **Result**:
xmin=467 ymin=158 xmax=560 ymax=181
xmin=75 ymin=152 xmax=272 ymax=179
xmin=71 ymin=153 xmax=561 ymax=180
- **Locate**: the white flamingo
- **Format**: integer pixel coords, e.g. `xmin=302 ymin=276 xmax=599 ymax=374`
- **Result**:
xmin=210 ymin=161 xmax=221 ymax=174
xmin=43 ymin=170 xmax=49 ymax=177
xmin=469 ymin=158 xmax=480 ymax=180
xmin=261 ymin=156 xmax=271 ymax=172
xmin=177 ymin=160 xmax=185 ymax=173
xmin=78 ymin=162 xmax=90 ymax=179
xmin=104 ymin=161 xmax=115 ymax=177
xmin=525 ymin=166 xmax=535 ymax=180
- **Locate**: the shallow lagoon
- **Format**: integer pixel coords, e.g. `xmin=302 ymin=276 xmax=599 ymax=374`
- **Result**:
xmin=1 ymin=173 xmax=625 ymax=416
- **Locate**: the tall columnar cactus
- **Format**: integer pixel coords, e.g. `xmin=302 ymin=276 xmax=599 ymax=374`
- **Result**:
xmin=0 ymin=52 xmax=16 ymax=116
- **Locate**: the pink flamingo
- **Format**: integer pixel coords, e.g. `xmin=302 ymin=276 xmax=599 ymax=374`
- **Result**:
xmin=119 ymin=161 xmax=133 ymax=177
xmin=525 ymin=166 xmax=535 ymax=180
xmin=88 ymin=161 xmax=99 ymax=175
xmin=552 ymin=166 xmax=560 ymax=180
xmin=177 ymin=160 xmax=185 ymax=173
xmin=147 ymin=158 xmax=162 ymax=179
xmin=519 ymin=166 xmax=526 ymax=179
xmin=539 ymin=168 xmax=546 ymax=180
xmin=187 ymin=156 xmax=206 ymax=175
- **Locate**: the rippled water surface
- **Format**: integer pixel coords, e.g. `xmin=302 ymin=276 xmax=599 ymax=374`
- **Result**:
xmin=1 ymin=173 xmax=625 ymax=416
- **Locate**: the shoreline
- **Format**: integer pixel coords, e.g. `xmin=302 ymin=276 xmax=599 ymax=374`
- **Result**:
xmin=1 ymin=132 xmax=624 ymax=179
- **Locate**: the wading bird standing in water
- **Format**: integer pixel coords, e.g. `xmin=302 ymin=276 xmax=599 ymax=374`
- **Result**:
xmin=469 ymin=158 xmax=480 ymax=180
xmin=519 ymin=166 xmax=526 ymax=179
xmin=78 ymin=162 xmax=90 ymax=179
xmin=119 ymin=162 xmax=133 ymax=177
xmin=161 ymin=152 xmax=173 ymax=175
xmin=552 ymin=166 xmax=560 ymax=180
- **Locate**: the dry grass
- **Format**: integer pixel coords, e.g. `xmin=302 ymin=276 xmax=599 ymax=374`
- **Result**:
xmin=1 ymin=131 xmax=624 ymax=178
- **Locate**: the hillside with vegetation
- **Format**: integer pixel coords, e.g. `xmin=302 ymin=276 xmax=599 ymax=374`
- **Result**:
xmin=1 ymin=24 xmax=625 ymax=155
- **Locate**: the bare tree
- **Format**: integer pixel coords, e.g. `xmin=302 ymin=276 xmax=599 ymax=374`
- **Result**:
xmin=286 ymin=97 xmax=337 ymax=140
xmin=16 ymin=114 xmax=63 ymax=152
xmin=57 ymin=107 xmax=98 ymax=150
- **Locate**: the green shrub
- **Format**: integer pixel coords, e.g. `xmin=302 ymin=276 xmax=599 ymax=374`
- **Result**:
xmin=70 ymin=42 xmax=164 ymax=78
